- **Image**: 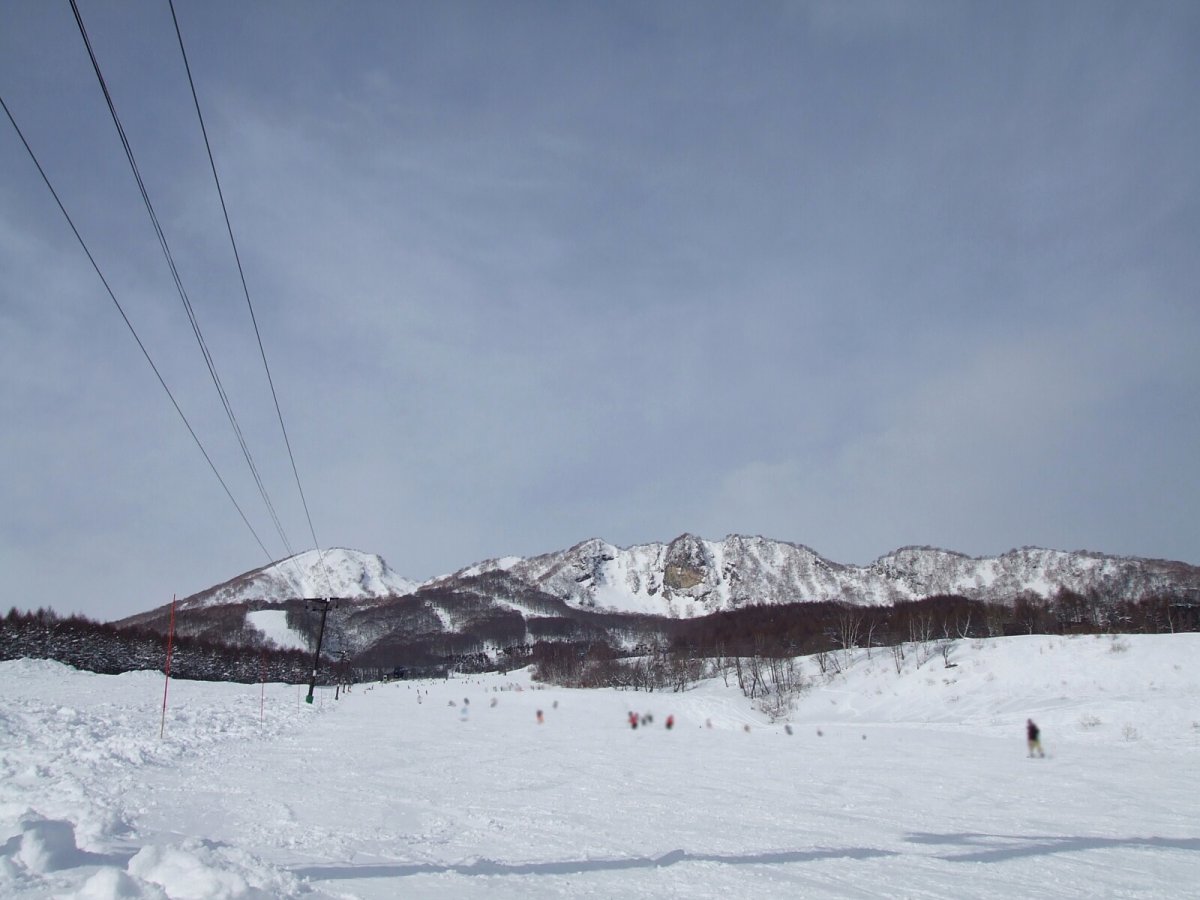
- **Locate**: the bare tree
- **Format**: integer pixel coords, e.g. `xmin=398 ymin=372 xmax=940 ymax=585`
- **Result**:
xmin=954 ymin=607 xmax=974 ymax=639
xmin=938 ymin=639 xmax=956 ymax=668
xmin=836 ymin=605 xmax=863 ymax=666
xmin=814 ymin=649 xmax=842 ymax=677
xmin=864 ymin=618 xmax=880 ymax=660
xmin=909 ymin=613 xmax=936 ymax=667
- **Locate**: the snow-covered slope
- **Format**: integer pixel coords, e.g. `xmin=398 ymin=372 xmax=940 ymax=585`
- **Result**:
xmin=112 ymin=549 xmax=421 ymax=651
xmin=3 ymin=634 xmax=1199 ymax=898
xmin=177 ymin=548 xmax=418 ymax=610
xmin=438 ymin=534 xmax=1200 ymax=617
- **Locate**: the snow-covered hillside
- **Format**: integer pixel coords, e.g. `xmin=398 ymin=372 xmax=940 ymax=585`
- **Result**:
xmin=176 ymin=548 xmax=417 ymax=611
xmin=109 ymin=549 xmax=423 ymax=652
xmin=3 ymin=635 xmax=1199 ymax=898
xmin=187 ymin=540 xmax=1200 ymax=620
xmin=450 ymin=534 xmax=1200 ymax=616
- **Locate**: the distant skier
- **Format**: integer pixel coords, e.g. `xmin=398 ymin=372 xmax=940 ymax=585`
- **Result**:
xmin=1027 ymin=719 xmax=1044 ymax=757
xmin=629 ymin=711 xmax=639 ymax=730
xmin=536 ymin=709 xmax=544 ymax=725
xmin=665 ymin=715 xmax=675 ymax=730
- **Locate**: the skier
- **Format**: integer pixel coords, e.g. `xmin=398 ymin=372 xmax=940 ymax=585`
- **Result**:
xmin=1027 ymin=719 xmax=1045 ymax=757
xmin=665 ymin=715 xmax=675 ymax=730
xmin=628 ymin=711 xmax=639 ymax=730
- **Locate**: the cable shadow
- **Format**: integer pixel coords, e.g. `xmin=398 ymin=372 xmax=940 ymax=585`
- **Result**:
xmin=294 ymin=845 xmax=897 ymax=881
xmin=906 ymin=831 xmax=1200 ymax=863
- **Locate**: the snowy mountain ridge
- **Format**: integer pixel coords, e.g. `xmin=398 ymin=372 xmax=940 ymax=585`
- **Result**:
xmin=160 ymin=536 xmax=1199 ymax=627
xmin=433 ymin=534 xmax=1199 ymax=618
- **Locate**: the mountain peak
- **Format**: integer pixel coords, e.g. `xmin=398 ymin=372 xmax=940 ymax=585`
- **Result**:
xmin=179 ymin=547 xmax=417 ymax=610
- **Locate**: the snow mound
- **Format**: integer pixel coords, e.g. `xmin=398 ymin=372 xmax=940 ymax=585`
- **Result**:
xmin=127 ymin=839 xmax=302 ymax=899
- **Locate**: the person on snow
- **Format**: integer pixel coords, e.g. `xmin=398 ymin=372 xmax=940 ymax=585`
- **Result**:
xmin=665 ymin=714 xmax=675 ymax=730
xmin=628 ymin=711 xmax=639 ymax=730
xmin=1027 ymin=718 xmax=1044 ymax=757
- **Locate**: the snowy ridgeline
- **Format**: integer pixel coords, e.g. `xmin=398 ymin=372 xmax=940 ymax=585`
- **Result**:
xmin=2 ymin=634 xmax=1199 ymax=899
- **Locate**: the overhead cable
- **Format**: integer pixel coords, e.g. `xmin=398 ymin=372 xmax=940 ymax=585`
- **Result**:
xmin=68 ymin=0 xmax=304 ymax=591
xmin=167 ymin=0 xmax=336 ymax=600
xmin=0 ymin=92 xmax=277 ymax=567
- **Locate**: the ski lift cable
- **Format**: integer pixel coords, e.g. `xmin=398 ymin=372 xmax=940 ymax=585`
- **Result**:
xmin=67 ymin=0 xmax=305 ymax=588
xmin=68 ymin=0 xmax=295 ymax=563
xmin=0 ymin=91 xmax=279 ymax=571
xmin=167 ymin=0 xmax=336 ymax=601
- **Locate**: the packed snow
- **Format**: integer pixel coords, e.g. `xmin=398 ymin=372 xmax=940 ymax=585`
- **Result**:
xmin=2 ymin=634 xmax=1198 ymax=898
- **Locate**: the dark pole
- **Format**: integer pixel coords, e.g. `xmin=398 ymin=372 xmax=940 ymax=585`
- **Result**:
xmin=334 ymin=650 xmax=348 ymax=700
xmin=305 ymin=598 xmax=330 ymax=704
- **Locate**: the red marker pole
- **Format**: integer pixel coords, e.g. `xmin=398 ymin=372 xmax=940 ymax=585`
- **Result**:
xmin=160 ymin=594 xmax=177 ymax=739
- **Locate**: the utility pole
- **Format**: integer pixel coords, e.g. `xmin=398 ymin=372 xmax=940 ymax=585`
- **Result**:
xmin=304 ymin=597 xmax=335 ymax=704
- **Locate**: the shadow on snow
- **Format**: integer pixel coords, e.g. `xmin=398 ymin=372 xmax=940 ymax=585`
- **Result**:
xmin=906 ymin=832 xmax=1200 ymax=863
xmin=293 ymin=832 xmax=1200 ymax=882
xmin=293 ymin=846 xmax=897 ymax=881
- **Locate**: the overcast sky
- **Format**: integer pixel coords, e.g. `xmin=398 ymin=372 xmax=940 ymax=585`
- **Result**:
xmin=2 ymin=1 xmax=1198 ymax=622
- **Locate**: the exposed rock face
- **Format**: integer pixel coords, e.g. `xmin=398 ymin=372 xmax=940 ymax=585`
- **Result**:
xmin=663 ymin=533 xmax=713 ymax=592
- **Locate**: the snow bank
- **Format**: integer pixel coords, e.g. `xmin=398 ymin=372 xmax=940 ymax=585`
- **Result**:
xmin=0 ymin=660 xmax=314 ymax=898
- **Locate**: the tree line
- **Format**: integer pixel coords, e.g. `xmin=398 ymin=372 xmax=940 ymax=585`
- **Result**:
xmin=4 ymin=588 xmax=1195 ymax=686
xmin=523 ymin=589 xmax=1199 ymax=690
xmin=1 ymin=607 xmax=317 ymax=683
